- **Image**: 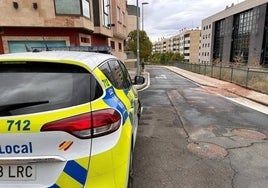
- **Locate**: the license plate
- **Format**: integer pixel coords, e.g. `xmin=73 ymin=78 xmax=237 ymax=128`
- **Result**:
xmin=0 ymin=165 xmax=35 ymax=180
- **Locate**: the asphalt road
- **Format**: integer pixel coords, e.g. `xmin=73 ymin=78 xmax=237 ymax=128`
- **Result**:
xmin=132 ymin=66 xmax=268 ymax=188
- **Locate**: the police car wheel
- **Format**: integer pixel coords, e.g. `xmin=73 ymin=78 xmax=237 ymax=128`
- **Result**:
xmin=137 ymin=99 xmax=142 ymax=121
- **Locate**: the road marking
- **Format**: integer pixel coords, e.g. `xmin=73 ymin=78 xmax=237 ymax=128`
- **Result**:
xmin=155 ymin=74 xmax=167 ymax=79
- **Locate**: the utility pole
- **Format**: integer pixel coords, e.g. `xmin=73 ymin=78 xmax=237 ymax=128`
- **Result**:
xmin=136 ymin=0 xmax=140 ymax=75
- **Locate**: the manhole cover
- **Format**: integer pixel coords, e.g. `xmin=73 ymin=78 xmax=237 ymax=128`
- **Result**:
xmin=187 ymin=142 xmax=227 ymax=159
xmin=231 ymin=129 xmax=267 ymax=140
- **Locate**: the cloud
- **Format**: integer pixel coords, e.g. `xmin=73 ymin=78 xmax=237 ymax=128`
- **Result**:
xmin=127 ymin=0 xmax=244 ymax=42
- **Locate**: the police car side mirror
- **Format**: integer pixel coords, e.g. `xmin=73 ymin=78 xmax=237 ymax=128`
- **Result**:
xmin=134 ymin=76 xmax=145 ymax=85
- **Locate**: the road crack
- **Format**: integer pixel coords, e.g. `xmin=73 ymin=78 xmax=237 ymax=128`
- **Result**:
xmin=166 ymin=89 xmax=190 ymax=140
xmin=227 ymin=156 xmax=237 ymax=188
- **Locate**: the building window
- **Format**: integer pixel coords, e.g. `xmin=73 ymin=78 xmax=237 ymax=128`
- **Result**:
xmin=231 ymin=9 xmax=257 ymax=64
xmin=261 ymin=7 xmax=268 ymax=66
xmin=82 ymin=0 xmax=90 ymax=18
xmin=81 ymin=37 xmax=90 ymax=43
xmin=9 ymin=41 xmax=66 ymax=53
xmin=103 ymin=0 xmax=111 ymax=27
xmin=54 ymin=0 xmax=90 ymax=18
xmin=110 ymin=41 xmax=115 ymax=50
xmin=118 ymin=43 xmax=122 ymax=51
xmin=213 ymin=19 xmax=225 ymax=61
xmin=122 ymin=11 xmax=126 ymax=26
xmin=117 ymin=6 xmax=122 ymax=24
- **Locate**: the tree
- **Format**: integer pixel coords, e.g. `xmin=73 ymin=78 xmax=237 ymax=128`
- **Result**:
xmin=148 ymin=52 xmax=184 ymax=65
xmin=171 ymin=52 xmax=184 ymax=62
xmin=126 ymin=30 xmax=153 ymax=61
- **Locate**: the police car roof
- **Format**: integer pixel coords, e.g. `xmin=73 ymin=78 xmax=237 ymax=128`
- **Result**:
xmin=0 ymin=51 xmax=117 ymax=70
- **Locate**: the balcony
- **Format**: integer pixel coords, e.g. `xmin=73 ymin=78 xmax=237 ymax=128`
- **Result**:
xmin=0 ymin=0 xmax=94 ymax=33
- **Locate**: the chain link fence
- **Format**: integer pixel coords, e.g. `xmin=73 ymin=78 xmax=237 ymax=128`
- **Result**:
xmin=173 ymin=62 xmax=268 ymax=94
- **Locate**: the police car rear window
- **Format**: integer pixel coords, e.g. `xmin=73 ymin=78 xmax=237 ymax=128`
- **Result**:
xmin=0 ymin=62 xmax=103 ymax=116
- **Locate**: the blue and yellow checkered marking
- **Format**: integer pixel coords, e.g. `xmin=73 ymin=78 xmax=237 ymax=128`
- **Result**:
xmin=63 ymin=160 xmax=87 ymax=184
xmin=49 ymin=160 xmax=88 ymax=188
xmin=103 ymin=86 xmax=128 ymax=124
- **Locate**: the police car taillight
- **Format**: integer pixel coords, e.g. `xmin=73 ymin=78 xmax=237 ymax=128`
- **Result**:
xmin=41 ymin=109 xmax=121 ymax=139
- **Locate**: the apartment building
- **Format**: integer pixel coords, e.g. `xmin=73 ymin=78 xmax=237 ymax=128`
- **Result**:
xmin=0 ymin=0 xmax=128 ymax=61
xmin=108 ymin=0 xmax=128 ymax=60
xmin=152 ymin=40 xmax=162 ymax=53
xmin=152 ymin=38 xmax=169 ymax=53
xmin=201 ymin=0 xmax=268 ymax=66
xmin=152 ymin=28 xmax=201 ymax=63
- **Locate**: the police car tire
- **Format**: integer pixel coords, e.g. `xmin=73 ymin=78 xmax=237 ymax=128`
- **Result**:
xmin=137 ymin=99 xmax=142 ymax=120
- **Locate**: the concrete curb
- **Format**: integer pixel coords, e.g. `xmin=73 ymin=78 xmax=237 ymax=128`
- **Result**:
xmin=128 ymin=70 xmax=150 ymax=91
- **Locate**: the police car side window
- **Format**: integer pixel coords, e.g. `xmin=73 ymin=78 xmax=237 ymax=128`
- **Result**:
xmin=118 ymin=61 xmax=132 ymax=89
xmin=109 ymin=60 xmax=124 ymax=89
xmin=99 ymin=60 xmax=124 ymax=89
xmin=100 ymin=62 xmax=115 ymax=85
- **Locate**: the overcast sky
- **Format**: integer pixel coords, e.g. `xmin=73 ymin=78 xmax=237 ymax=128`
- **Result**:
xmin=127 ymin=0 xmax=245 ymax=42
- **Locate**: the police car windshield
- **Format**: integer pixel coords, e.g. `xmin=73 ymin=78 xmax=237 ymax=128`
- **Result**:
xmin=0 ymin=62 xmax=99 ymax=116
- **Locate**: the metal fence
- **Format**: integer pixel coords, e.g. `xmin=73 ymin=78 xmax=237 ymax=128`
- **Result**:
xmin=173 ymin=62 xmax=268 ymax=94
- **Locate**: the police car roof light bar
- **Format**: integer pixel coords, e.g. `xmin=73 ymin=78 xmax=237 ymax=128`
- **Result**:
xmin=31 ymin=46 xmax=112 ymax=54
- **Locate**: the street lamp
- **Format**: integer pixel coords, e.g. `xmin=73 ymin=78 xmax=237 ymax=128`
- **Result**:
xmin=136 ymin=0 xmax=140 ymax=75
xmin=136 ymin=1 xmax=148 ymax=75
xmin=142 ymin=2 xmax=149 ymax=31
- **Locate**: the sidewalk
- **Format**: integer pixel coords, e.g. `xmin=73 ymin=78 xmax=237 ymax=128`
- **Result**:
xmin=164 ymin=66 xmax=268 ymax=107
xmin=128 ymin=66 xmax=268 ymax=107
